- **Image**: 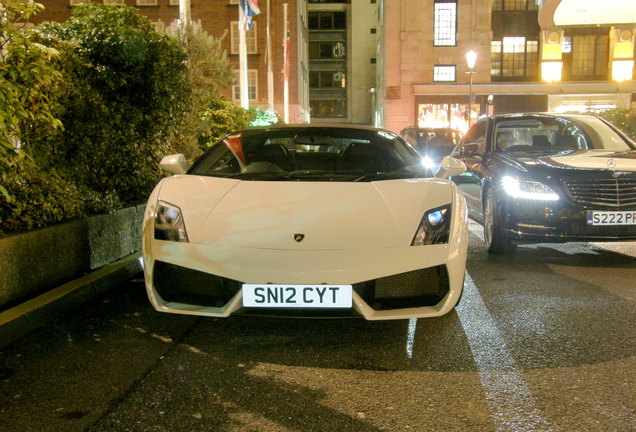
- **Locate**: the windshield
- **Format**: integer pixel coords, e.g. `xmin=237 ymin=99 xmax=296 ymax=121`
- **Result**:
xmin=493 ymin=115 xmax=635 ymax=153
xmin=188 ymin=127 xmax=431 ymax=181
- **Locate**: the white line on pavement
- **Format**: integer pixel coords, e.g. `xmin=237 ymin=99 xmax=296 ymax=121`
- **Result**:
xmin=457 ymin=272 xmax=554 ymax=432
xmin=405 ymin=318 xmax=417 ymax=359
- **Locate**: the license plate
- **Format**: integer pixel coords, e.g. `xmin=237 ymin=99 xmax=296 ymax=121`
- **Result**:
xmin=587 ymin=211 xmax=636 ymax=226
xmin=242 ymin=284 xmax=352 ymax=308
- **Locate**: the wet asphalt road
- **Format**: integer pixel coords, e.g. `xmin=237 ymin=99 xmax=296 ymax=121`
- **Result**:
xmin=1 ymin=222 xmax=635 ymax=432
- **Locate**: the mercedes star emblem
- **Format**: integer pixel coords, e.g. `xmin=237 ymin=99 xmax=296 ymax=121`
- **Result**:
xmin=294 ymin=233 xmax=305 ymax=242
xmin=607 ymin=159 xmax=617 ymax=170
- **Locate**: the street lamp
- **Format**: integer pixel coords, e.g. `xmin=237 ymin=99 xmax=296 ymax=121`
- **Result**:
xmin=466 ymin=50 xmax=477 ymax=126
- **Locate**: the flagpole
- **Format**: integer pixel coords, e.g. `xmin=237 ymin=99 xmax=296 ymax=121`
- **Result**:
xmin=266 ymin=0 xmax=274 ymax=110
xmin=283 ymin=2 xmax=289 ymax=123
xmin=179 ymin=0 xmax=191 ymax=23
xmin=238 ymin=5 xmax=249 ymax=109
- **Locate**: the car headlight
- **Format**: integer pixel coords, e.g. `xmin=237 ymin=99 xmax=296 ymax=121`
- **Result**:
xmin=420 ymin=156 xmax=436 ymax=170
xmin=154 ymin=201 xmax=189 ymax=242
xmin=411 ymin=204 xmax=452 ymax=246
xmin=502 ymin=176 xmax=559 ymax=201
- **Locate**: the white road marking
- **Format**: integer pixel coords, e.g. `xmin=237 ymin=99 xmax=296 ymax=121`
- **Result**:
xmin=457 ymin=272 xmax=554 ymax=432
xmin=405 ymin=318 xmax=417 ymax=359
xmin=468 ymin=219 xmax=485 ymax=241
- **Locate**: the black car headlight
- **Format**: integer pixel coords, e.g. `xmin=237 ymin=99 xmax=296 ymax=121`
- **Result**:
xmin=411 ymin=204 xmax=452 ymax=246
xmin=502 ymin=176 xmax=559 ymax=201
xmin=154 ymin=201 xmax=189 ymax=242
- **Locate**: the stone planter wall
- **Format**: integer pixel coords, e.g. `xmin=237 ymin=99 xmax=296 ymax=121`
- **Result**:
xmin=0 ymin=204 xmax=145 ymax=311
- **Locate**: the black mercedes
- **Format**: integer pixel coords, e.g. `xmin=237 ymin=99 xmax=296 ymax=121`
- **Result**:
xmin=447 ymin=113 xmax=636 ymax=254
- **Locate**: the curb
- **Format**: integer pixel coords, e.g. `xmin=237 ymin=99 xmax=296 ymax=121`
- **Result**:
xmin=0 ymin=252 xmax=143 ymax=348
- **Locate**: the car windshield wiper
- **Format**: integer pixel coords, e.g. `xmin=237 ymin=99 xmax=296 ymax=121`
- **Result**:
xmin=229 ymin=171 xmax=290 ymax=180
xmin=285 ymin=170 xmax=354 ymax=180
xmin=351 ymin=171 xmax=420 ymax=182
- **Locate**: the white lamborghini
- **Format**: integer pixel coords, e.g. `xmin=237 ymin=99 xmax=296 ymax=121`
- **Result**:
xmin=142 ymin=124 xmax=468 ymax=320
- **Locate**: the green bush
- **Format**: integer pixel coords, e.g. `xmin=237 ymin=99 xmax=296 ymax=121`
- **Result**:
xmin=0 ymin=170 xmax=120 ymax=234
xmin=1 ymin=3 xmax=257 ymax=236
xmin=198 ymin=98 xmax=255 ymax=150
xmin=0 ymin=0 xmax=63 ymax=202
xmin=157 ymin=20 xmax=234 ymax=161
xmin=31 ymin=4 xmax=191 ymax=203
xmin=596 ymin=108 xmax=636 ymax=140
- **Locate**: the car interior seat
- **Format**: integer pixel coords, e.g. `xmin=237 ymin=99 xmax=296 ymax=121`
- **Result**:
xmin=556 ymin=135 xmax=578 ymax=149
xmin=531 ymin=135 xmax=551 ymax=147
xmin=338 ymin=142 xmax=385 ymax=173
xmin=250 ymin=144 xmax=294 ymax=171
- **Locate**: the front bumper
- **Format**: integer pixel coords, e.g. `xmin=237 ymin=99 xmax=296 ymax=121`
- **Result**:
xmin=142 ymin=238 xmax=468 ymax=321
xmin=502 ymin=199 xmax=636 ymax=243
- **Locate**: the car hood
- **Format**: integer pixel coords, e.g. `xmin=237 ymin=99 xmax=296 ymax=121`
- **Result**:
xmin=156 ymin=175 xmax=454 ymax=249
xmin=500 ymin=149 xmax=636 ymax=173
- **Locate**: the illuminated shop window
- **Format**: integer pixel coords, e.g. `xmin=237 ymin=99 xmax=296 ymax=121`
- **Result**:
xmin=433 ymin=65 xmax=456 ymax=82
xmin=434 ymin=1 xmax=457 ymax=47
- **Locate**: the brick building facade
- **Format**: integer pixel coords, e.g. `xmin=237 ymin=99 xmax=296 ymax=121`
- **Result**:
xmin=35 ymin=0 xmax=309 ymax=123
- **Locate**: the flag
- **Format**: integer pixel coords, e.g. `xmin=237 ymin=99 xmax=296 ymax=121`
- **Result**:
xmin=239 ymin=0 xmax=261 ymax=31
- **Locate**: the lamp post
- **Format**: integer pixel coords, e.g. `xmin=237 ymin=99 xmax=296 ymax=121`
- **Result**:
xmin=466 ymin=50 xmax=477 ymax=126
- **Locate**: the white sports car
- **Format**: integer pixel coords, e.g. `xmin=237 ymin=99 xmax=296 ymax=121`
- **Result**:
xmin=142 ymin=124 xmax=468 ymax=320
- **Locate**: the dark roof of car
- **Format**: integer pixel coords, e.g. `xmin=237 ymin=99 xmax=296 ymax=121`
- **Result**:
xmin=235 ymin=123 xmax=396 ymax=134
xmin=490 ymin=112 xmax=599 ymax=120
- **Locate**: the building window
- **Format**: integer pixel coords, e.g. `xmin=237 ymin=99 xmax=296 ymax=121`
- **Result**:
xmin=492 ymin=0 xmax=538 ymax=11
xmin=308 ymin=41 xmax=347 ymax=60
xmin=136 ymin=0 xmax=158 ymax=6
xmin=232 ymin=70 xmax=258 ymax=102
xmin=433 ymin=65 xmax=456 ymax=82
xmin=434 ymin=1 xmax=457 ymax=47
xmin=69 ymin=0 xmax=88 ymax=5
xmin=491 ymin=37 xmax=538 ymax=80
xmin=568 ymin=34 xmax=609 ymax=80
xmin=307 ymin=12 xmax=346 ymax=30
xmin=309 ymin=71 xmax=346 ymax=89
xmin=310 ymin=100 xmax=347 ymax=118
xmin=230 ymin=21 xmax=258 ymax=54
xmin=103 ymin=0 xmax=124 ymax=4
xmin=491 ymin=0 xmax=539 ymax=81
xmin=308 ymin=10 xmax=348 ymax=120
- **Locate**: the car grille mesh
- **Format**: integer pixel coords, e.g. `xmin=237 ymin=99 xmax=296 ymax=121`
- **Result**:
xmin=154 ymin=261 xmax=450 ymax=313
xmin=563 ymin=176 xmax=636 ymax=207
xmin=353 ymin=266 xmax=449 ymax=311
xmin=154 ymin=261 xmax=241 ymax=307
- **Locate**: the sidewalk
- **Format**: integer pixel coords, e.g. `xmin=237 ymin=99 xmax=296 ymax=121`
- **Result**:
xmin=0 ymin=253 xmax=143 ymax=348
